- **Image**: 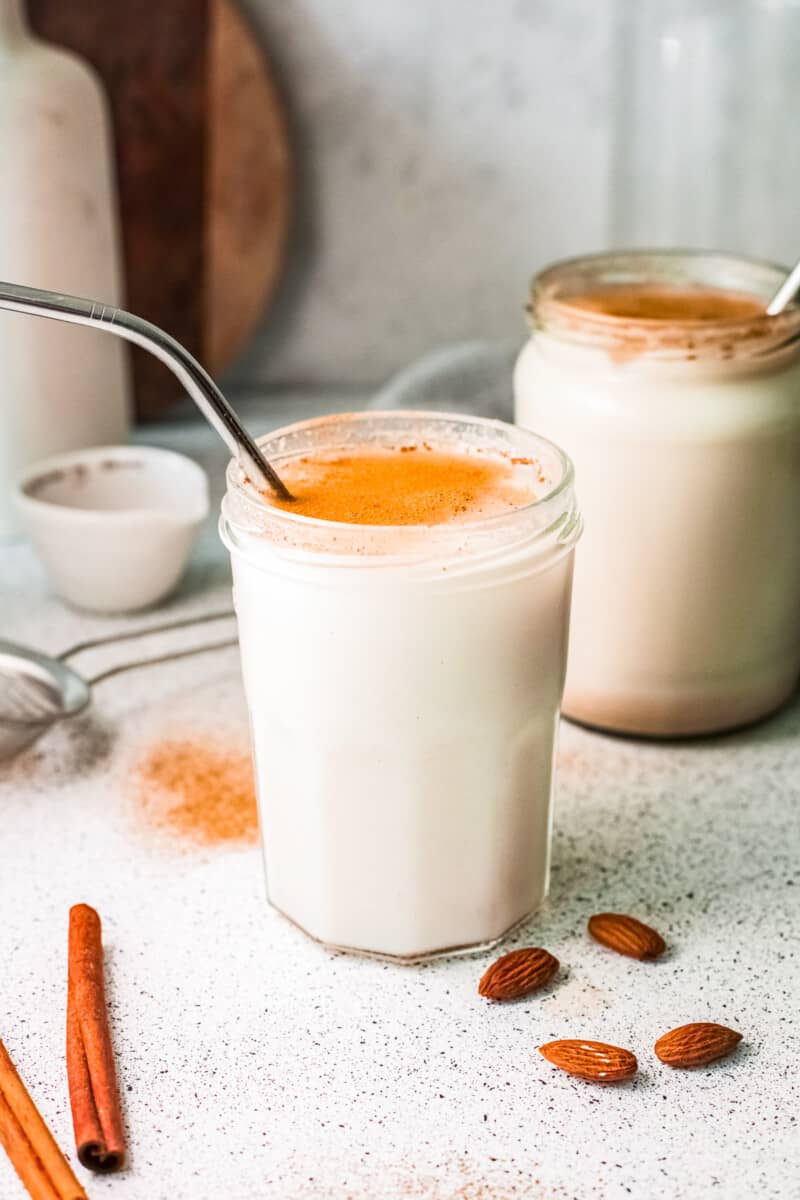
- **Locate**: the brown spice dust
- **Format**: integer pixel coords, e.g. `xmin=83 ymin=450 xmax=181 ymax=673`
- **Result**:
xmin=569 ymin=283 xmax=764 ymax=322
xmin=137 ymin=739 xmax=259 ymax=846
xmin=270 ymin=446 xmax=535 ymax=526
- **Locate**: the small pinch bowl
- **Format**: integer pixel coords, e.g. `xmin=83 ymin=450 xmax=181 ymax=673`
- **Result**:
xmin=14 ymin=445 xmax=209 ymax=613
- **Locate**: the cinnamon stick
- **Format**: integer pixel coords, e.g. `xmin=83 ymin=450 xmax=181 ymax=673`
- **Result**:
xmin=0 ymin=1039 xmax=86 ymax=1200
xmin=66 ymin=905 xmax=126 ymax=1173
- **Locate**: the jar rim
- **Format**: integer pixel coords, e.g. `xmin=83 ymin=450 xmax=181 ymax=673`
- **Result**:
xmin=222 ymin=410 xmax=581 ymax=564
xmin=528 ymin=249 xmax=800 ymax=361
xmin=228 ymin=410 xmax=574 ymax=530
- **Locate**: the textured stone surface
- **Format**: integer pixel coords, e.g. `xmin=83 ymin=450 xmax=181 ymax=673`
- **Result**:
xmin=1 ymin=395 xmax=798 ymax=1199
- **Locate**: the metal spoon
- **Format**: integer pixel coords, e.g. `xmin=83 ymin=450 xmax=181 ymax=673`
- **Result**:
xmin=766 ymin=258 xmax=800 ymax=316
xmin=0 ymin=609 xmax=236 ymax=762
xmin=0 ymin=280 xmax=293 ymax=500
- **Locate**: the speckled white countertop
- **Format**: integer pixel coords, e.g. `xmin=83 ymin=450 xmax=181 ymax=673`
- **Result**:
xmin=1 ymin=393 xmax=798 ymax=1200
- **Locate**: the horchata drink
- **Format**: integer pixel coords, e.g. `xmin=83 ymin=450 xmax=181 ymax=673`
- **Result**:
xmin=515 ymin=251 xmax=800 ymax=738
xmin=220 ymin=411 xmax=581 ymax=961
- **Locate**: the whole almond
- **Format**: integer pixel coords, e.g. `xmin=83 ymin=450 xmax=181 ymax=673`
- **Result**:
xmin=654 ymin=1022 xmax=742 ymax=1068
xmin=478 ymin=947 xmax=559 ymax=1001
xmin=539 ymin=1039 xmax=638 ymax=1083
xmin=587 ymin=912 xmax=666 ymax=960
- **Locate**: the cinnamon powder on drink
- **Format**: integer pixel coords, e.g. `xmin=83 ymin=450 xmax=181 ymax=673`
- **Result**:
xmin=269 ymin=445 xmax=538 ymax=525
xmin=136 ymin=738 xmax=259 ymax=846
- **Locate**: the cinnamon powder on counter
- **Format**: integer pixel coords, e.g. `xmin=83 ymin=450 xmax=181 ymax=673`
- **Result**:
xmin=136 ymin=738 xmax=259 ymax=846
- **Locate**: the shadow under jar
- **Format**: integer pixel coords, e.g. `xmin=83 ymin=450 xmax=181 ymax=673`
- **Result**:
xmin=220 ymin=411 xmax=581 ymax=961
xmin=514 ymin=250 xmax=800 ymax=738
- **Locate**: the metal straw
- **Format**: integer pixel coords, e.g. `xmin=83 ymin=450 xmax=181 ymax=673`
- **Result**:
xmin=0 ymin=280 xmax=292 ymax=500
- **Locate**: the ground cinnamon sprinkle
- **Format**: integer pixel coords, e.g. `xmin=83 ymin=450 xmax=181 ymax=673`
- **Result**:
xmin=136 ymin=739 xmax=259 ymax=846
xmin=270 ymin=445 xmax=537 ymax=525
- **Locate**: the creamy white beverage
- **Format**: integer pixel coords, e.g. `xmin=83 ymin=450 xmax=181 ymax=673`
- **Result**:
xmin=221 ymin=412 xmax=580 ymax=960
xmin=515 ymin=251 xmax=800 ymax=737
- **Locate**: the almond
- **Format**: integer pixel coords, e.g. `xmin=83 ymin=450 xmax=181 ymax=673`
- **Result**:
xmin=478 ymin=947 xmax=559 ymax=1001
xmin=539 ymin=1039 xmax=638 ymax=1083
xmin=587 ymin=912 xmax=666 ymax=960
xmin=654 ymin=1022 xmax=742 ymax=1068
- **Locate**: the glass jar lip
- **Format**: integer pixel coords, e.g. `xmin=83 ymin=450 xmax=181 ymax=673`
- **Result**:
xmin=527 ymin=250 xmax=800 ymax=363
xmin=530 ymin=248 xmax=793 ymax=324
xmin=225 ymin=409 xmax=576 ymax=538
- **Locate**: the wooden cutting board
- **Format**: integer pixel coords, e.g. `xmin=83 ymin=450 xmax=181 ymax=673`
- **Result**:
xmin=28 ymin=0 xmax=292 ymax=419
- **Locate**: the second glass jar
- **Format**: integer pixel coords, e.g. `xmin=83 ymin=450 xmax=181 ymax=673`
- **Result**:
xmin=514 ymin=250 xmax=800 ymax=737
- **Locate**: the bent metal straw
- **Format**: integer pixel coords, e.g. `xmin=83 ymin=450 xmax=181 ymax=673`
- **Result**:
xmin=0 ymin=279 xmax=292 ymax=501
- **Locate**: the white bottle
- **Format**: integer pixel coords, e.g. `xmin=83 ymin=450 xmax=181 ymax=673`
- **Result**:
xmin=0 ymin=0 xmax=130 ymax=537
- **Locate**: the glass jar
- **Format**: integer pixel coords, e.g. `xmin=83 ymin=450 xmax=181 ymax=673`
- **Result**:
xmin=220 ymin=411 xmax=581 ymax=961
xmin=514 ymin=250 xmax=800 ymax=737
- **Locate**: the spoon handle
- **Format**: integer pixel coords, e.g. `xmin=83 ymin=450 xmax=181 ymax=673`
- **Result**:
xmin=766 ymin=259 xmax=800 ymax=316
xmin=0 ymin=280 xmax=292 ymax=500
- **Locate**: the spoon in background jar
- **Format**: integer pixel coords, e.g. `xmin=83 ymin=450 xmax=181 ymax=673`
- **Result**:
xmin=766 ymin=256 xmax=800 ymax=315
xmin=0 ymin=280 xmax=293 ymax=500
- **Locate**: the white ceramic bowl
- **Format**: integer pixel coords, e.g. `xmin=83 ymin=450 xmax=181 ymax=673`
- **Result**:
xmin=14 ymin=445 xmax=209 ymax=613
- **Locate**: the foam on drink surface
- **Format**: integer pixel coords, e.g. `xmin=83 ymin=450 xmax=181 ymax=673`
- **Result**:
xmin=268 ymin=443 xmax=544 ymax=526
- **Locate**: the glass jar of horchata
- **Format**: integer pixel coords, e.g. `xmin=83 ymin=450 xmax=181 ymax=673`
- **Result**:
xmin=220 ymin=411 xmax=581 ymax=962
xmin=514 ymin=250 xmax=800 ymax=738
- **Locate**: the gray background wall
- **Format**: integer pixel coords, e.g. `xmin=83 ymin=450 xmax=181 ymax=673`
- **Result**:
xmin=230 ymin=0 xmax=800 ymax=393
